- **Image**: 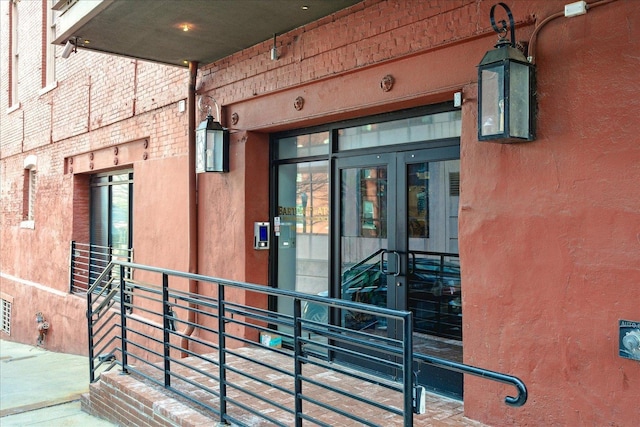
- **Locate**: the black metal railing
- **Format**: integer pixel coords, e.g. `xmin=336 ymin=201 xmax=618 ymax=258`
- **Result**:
xmin=87 ymin=260 xmax=527 ymax=426
xmin=69 ymin=241 xmax=133 ymax=294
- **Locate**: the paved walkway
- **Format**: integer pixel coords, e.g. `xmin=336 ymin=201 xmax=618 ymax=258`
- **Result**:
xmin=0 ymin=339 xmax=115 ymax=426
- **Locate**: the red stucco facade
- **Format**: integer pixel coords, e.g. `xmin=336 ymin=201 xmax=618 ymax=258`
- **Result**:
xmin=1 ymin=1 xmax=638 ymax=425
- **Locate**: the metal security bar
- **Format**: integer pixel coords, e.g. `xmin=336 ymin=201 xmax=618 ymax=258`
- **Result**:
xmin=69 ymin=241 xmax=133 ymax=294
xmin=86 ymin=260 xmax=527 ymax=426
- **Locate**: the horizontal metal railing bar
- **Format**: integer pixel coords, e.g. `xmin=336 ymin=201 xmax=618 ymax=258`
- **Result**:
xmin=299 ymin=393 xmax=380 ymax=427
xmin=168 ymin=292 xmax=221 ymax=311
xmin=170 ymin=309 xmax=220 ymax=331
xmin=125 ymin=304 xmax=164 ymax=322
xmin=221 ymin=306 xmax=296 ymax=333
xmin=92 ymin=287 xmax=119 ymax=315
xmin=413 ymin=353 xmax=527 ymax=407
xmin=93 ymin=355 xmax=118 ymax=373
xmin=301 ymin=317 xmax=405 ymax=349
xmin=300 ymin=372 xmax=404 ymax=417
xmin=298 ymin=325 xmax=403 ymax=356
xmin=88 ymin=269 xmax=116 ymax=294
xmin=123 ymin=278 xmax=220 ymax=310
xmin=169 ymin=357 xmax=220 ymax=388
xmin=298 ymin=327 xmax=405 ymax=363
xmin=166 ymin=340 xmax=220 ymax=367
xmin=92 ymin=309 xmax=119 ymax=331
xmin=170 ymin=315 xmax=222 ymax=340
xmin=223 ymin=306 xmax=295 ymax=330
xmin=93 ymin=334 xmax=120 ymax=357
xmin=167 ymin=328 xmax=221 ymax=354
xmin=223 ymin=347 xmax=295 ymax=379
xmin=222 ymin=316 xmax=295 ymax=343
xmin=168 ymin=369 xmax=221 ymax=398
xmin=223 ymin=373 xmax=295 ymax=416
xmin=220 ymin=332 xmax=273 ymax=352
xmin=112 ymin=261 xmax=413 ymax=320
xmin=299 ymin=339 xmax=403 ymax=371
xmin=222 ymin=358 xmax=295 ymax=396
xmin=221 ymin=313 xmax=294 ymax=338
xmin=223 ymin=300 xmax=290 ymax=322
xmin=123 ymin=290 xmax=163 ymax=307
xmin=123 ymin=342 xmax=164 ymax=365
xmin=296 ymin=354 xmax=403 ymax=393
xmin=91 ymin=299 xmax=116 ymax=321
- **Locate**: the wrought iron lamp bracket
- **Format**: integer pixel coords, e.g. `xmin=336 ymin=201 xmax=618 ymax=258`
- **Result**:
xmin=490 ymin=2 xmax=516 ymax=49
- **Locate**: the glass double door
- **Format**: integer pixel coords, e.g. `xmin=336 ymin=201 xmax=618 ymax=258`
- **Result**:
xmin=336 ymin=146 xmax=463 ymax=398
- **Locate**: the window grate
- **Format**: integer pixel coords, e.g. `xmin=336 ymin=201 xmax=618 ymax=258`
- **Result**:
xmin=1 ymin=299 xmax=11 ymax=335
xmin=449 ymin=172 xmax=460 ymax=196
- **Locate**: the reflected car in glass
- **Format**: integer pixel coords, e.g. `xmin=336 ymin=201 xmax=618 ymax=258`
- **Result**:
xmin=302 ymin=257 xmax=462 ymax=339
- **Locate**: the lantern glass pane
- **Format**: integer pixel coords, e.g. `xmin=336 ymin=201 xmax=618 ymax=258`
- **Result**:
xmin=509 ymin=62 xmax=530 ymax=138
xmin=205 ymin=129 xmax=215 ymax=171
xmin=196 ymin=129 xmax=206 ymax=173
xmin=480 ymin=66 xmax=504 ymax=136
xmin=212 ymin=130 xmax=224 ymax=172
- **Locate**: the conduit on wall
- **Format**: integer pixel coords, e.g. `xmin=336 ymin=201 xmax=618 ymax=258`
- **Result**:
xmin=180 ymin=61 xmax=199 ymax=356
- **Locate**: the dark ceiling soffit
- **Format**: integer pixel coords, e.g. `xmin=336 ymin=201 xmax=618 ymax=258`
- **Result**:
xmin=55 ymin=0 xmax=363 ymax=68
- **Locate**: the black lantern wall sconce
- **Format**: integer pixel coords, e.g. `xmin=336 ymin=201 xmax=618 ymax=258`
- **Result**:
xmin=478 ymin=3 xmax=536 ymax=143
xmin=196 ymin=95 xmax=229 ymax=173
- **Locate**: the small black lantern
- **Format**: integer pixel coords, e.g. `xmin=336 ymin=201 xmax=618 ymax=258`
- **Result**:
xmin=478 ymin=3 xmax=536 ymax=143
xmin=196 ymin=113 xmax=229 ymax=173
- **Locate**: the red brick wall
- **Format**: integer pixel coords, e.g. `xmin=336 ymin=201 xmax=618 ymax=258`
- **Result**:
xmin=0 ymin=0 xmax=191 ymax=355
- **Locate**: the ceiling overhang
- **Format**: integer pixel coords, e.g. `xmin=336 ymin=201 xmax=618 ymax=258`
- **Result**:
xmin=53 ymin=0 xmax=362 ymax=68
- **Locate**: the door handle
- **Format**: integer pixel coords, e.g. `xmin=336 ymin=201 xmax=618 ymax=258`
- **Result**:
xmin=408 ymin=252 xmax=416 ymax=275
xmin=380 ymin=250 xmax=401 ymax=277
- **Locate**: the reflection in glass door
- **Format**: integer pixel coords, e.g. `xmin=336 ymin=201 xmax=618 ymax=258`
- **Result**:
xmin=404 ymin=155 xmax=463 ymax=399
xmin=336 ymin=149 xmax=463 ymax=398
xmin=340 ymin=159 xmax=390 ymax=333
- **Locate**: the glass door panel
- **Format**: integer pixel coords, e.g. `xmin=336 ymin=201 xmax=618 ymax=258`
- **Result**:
xmin=340 ymin=164 xmax=389 ymax=333
xmin=276 ymin=161 xmax=330 ymax=320
xmin=406 ymin=159 xmax=462 ymax=341
xmin=403 ymin=155 xmax=463 ymax=398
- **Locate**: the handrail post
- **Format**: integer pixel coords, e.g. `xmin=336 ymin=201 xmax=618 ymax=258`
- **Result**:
xmin=404 ymin=313 xmax=414 ymax=427
xmin=294 ymin=298 xmax=303 ymax=427
xmin=108 ymin=246 xmax=114 ymax=291
xmin=87 ymin=272 xmax=95 ymax=382
xmin=162 ymin=273 xmax=171 ymax=387
xmin=218 ymin=283 xmax=227 ymax=424
xmin=119 ymin=264 xmax=129 ymax=375
xmin=69 ymin=241 xmax=75 ymax=293
xmin=88 ymin=242 xmax=93 ymax=289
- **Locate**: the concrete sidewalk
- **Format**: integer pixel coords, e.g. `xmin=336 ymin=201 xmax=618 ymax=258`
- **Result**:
xmin=0 ymin=339 xmax=116 ymax=426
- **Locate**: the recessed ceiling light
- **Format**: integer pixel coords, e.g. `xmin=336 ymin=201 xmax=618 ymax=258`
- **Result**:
xmin=175 ymin=22 xmax=194 ymax=32
xmin=301 ymin=5 xmax=309 ymax=10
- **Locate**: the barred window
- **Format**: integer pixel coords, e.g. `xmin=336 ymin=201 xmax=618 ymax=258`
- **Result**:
xmin=1 ymin=298 xmax=12 ymax=335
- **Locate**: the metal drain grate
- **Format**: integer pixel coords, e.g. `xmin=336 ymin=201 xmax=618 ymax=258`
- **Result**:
xmin=1 ymin=298 xmax=12 ymax=335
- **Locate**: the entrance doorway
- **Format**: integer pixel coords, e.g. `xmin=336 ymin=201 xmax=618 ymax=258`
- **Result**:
xmin=272 ymin=105 xmax=463 ymax=398
xmin=336 ymin=146 xmax=462 ymax=398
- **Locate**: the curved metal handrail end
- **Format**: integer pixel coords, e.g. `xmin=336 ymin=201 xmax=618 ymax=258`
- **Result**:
xmin=504 ymin=376 xmax=527 ymax=407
